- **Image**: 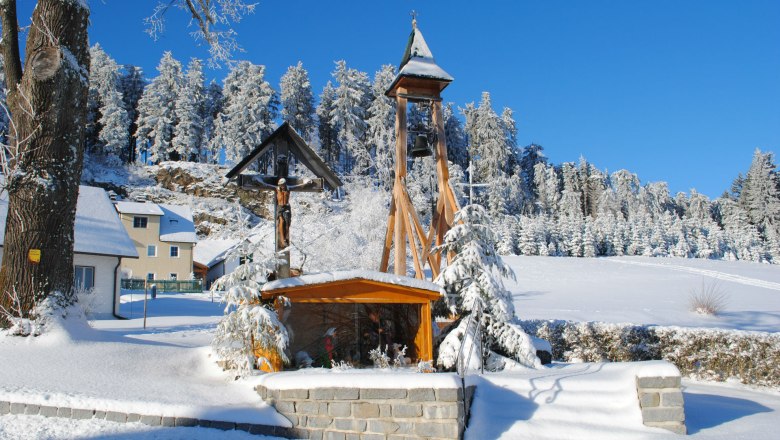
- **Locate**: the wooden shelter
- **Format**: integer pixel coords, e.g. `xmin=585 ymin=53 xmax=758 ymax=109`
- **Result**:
xmin=261 ymin=270 xmax=442 ymax=370
xmin=380 ymin=19 xmax=461 ymax=280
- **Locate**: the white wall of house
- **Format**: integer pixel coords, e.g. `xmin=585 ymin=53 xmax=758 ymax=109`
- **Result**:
xmin=206 ymin=256 xmax=240 ymax=289
xmin=0 ymin=248 xmax=121 ymax=317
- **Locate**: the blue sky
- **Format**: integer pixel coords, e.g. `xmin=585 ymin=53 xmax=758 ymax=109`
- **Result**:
xmin=20 ymin=1 xmax=780 ymax=197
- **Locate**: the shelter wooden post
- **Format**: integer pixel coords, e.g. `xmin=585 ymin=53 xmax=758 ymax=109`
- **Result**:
xmin=394 ymin=97 xmax=408 ymax=276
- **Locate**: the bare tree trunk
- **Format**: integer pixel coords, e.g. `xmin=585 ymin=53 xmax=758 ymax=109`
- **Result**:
xmin=0 ymin=0 xmax=90 ymax=326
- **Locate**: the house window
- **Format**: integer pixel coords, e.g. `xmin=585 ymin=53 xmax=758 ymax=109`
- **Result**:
xmin=170 ymin=246 xmax=179 ymax=258
xmin=147 ymin=273 xmax=155 ymax=281
xmin=169 ymin=273 xmax=178 ymax=280
xmin=147 ymin=245 xmax=157 ymax=257
xmin=74 ymin=266 xmax=95 ymax=291
xmin=133 ymin=216 xmax=148 ymax=228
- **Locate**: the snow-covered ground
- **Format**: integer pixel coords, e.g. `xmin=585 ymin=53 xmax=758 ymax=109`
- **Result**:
xmin=507 ymin=256 xmax=780 ymax=332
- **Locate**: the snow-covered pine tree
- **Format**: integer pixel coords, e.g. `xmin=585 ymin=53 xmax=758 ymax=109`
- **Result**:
xmin=97 ymin=89 xmax=130 ymax=164
xmin=280 ymin=61 xmax=316 ymax=144
xmin=443 ymin=103 xmax=469 ymax=170
xmin=203 ymin=80 xmax=224 ymax=163
xmin=173 ymin=58 xmax=206 ymax=161
xmin=118 ymin=65 xmax=145 ymax=163
xmin=740 ymin=149 xmax=780 ymax=234
xmin=330 ymin=60 xmax=372 ymax=174
xmin=135 ymin=52 xmax=183 ymax=163
xmin=87 ymin=44 xmax=130 ymax=161
xmin=435 ymin=204 xmax=541 ymax=369
xmin=468 ymin=92 xmax=512 ymax=183
xmin=366 ymin=65 xmax=397 ymax=190
xmin=316 ymin=81 xmax=339 ymax=170
xmin=212 ymin=61 xmax=279 ymax=164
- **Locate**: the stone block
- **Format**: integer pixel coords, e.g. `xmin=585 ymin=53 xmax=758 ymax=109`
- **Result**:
xmin=311 ymin=388 xmax=336 ymax=400
xmin=379 ymin=403 xmax=392 ymax=417
xmin=328 ymin=402 xmax=352 ymax=417
xmin=161 ymin=416 xmax=176 ymax=427
xmin=139 ymin=415 xmax=162 ymax=426
xmin=106 ymin=411 xmax=127 ymax=423
xmin=424 ymin=403 xmax=462 ymax=419
xmin=0 ymin=401 xmax=9 ymax=415
xmin=334 ymin=388 xmax=360 ymax=400
xmin=94 ymin=410 xmax=106 ymax=420
xmin=308 ymin=416 xmax=333 ymax=429
xmin=388 ymin=436 xmax=417 ymax=440
xmin=394 ymin=422 xmax=415 ymax=435
xmin=280 ymin=412 xmax=298 ymax=425
xmin=334 ymin=418 xmax=367 ymax=432
xmin=647 ymin=422 xmax=687 ymax=435
xmin=415 ymin=421 xmax=458 ymax=438
xmin=637 ymin=376 xmax=681 ymax=389
xmin=274 ymin=400 xmax=295 ymax=413
xmin=346 ymin=434 xmax=361 ymax=440
xmin=638 ymin=392 xmax=660 ymax=407
xmin=368 ymin=419 xmax=400 ymax=434
xmin=39 ymin=405 xmax=58 ymax=417
xmin=361 ymin=388 xmax=407 ymax=400
xmin=175 ymin=417 xmax=198 ymax=427
xmin=127 ymin=413 xmax=141 ymax=423
xmin=57 ymin=407 xmax=72 ymax=418
xmin=435 ymin=387 xmax=463 ymax=402
xmin=24 ymin=404 xmax=40 ymax=415
xmin=72 ymin=408 xmax=95 ymax=420
xmin=352 ymin=402 xmax=379 ymax=418
xmin=9 ymin=403 xmax=25 ymax=415
xmin=393 ymin=403 xmax=422 ymax=418
xmin=642 ymin=407 xmax=685 ymax=423
xmin=281 ymin=389 xmax=309 ymax=399
xmin=360 ymin=434 xmax=385 ymax=440
xmin=325 ymin=431 xmax=347 ymax=440
xmin=297 ymin=400 xmax=321 ymax=415
xmin=255 ymin=385 xmax=267 ymax=399
xmin=210 ymin=420 xmax=237 ymax=430
xmin=660 ymin=391 xmax=685 ymax=407
xmin=308 ymin=429 xmax=323 ymax=440
xmin=408 ymin=388 xmax=435 ymax=402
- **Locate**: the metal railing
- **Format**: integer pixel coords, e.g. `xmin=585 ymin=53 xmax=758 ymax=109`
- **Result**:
xmin=121 ymin=279 xmax=203 ymax=293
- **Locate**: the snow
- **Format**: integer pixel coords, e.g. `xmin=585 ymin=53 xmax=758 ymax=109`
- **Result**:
xmin=159 ymin=204 xmax=198 ymax=243
xmin=506 ymin=256 xmax=780 ymax=332
xmin=258 ymin=369 xmax=460 ymax=390
xmin=115 ymin=201 xmax=165 ymax=216
xmin=0 ymin=185 xmax=138 ymax=258
xmin=194 ymin=238 xmax=239 ymax=267
xmin=398 ymin=27 xmax=454 ymax=81
xmin=262 ymin=269 xmax=444 ymax=294
xmin=465 ymin=362 xmax=780 ymax=439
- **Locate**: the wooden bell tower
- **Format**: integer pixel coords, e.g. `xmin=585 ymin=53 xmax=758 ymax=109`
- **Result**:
xmin=379 ymin=19 xmax=460 ymax=280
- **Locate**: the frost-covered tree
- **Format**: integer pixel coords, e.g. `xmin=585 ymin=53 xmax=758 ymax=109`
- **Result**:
xmin=135 ymin=52 xmax=183 ymax=163
xmin=173 ymin=58 xmax=206 ymax=161
xmin=740 ymin=149 xmax=780 ymax=233
xmin=316 ymin=81 xmax=339 ymax=170
xmin=87 ymin=44 xmax=129 ymax=161
xmin=118 ymin=65 xmax=146 ymax=163
xmin=435 ymin=205 xmax=541 ymax=369
xmin=212 ymin=61 xmax=278 ymax=164
xmin=330 ymin=60 xmax=372 ymax=173
xmin=468 ymin=92 xmax=512 ymax=183
xmin=443 ymin=103 xmax=468 ymax=170
xmin=203 ymin=80 xmax=224 ymax=163
xmin=280 ymin=61 xmax=316 ymax=143
xmin=97 ymin=89 xmax=130 ymax=163
xmin=366 ymin=65 xmax=396 ymax=189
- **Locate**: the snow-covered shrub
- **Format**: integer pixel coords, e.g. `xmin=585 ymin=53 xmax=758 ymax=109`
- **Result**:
xmin=416 ymin=360 xmax=435 ymax=373
xmin=523 ymin=319 xmax=780 ymax=387
xmin=368 ymin=345 xmax=392 ymax=369
xmin=435 ymin=205 xmax=541 ymax=370
xmin=392 ymin=344 xmax=409 ymax=368
xmin=331 ymin=360 xmax=354 ymax=371
xmin=688 ymin=279 xmax=728 ymax=316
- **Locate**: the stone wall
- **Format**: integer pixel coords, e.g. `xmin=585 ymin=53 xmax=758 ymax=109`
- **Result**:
xmin=636 ymin=376 xmax=687 ymax=435
xmin=256 ymin=384 xmax=473 ymax=440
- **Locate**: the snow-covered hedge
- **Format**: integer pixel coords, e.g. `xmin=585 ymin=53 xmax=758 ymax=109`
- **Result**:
xmin=522 ymin=320 xmax=780 ymax=387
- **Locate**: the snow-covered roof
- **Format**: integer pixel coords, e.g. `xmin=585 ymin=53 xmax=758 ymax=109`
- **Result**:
xmin=0 ymin=186 xmax=138 ymax=258
xmin=263 ymin=269 xmax=444 ymax=294
xmin=159 ymin=204 xmax=197 ymax=243
xmin=396 ymin=25 xmax=453 ymax=82
xmin=193 ymin=239 xmax=238 ymax=268
xmin=114 ymin=201 xmax=164 ymax=216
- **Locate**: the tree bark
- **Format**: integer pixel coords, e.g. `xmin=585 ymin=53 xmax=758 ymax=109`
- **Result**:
xmin=0 ymin=0 xmax=90 ymax=326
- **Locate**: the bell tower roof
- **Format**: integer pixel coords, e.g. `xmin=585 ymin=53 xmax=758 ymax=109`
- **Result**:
xmin=386 ymin=22 xmax=453 ymax=97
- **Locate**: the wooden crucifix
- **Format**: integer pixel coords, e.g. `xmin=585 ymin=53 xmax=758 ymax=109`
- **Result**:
xmin=226 ymin=122 xmax=342 ymax=279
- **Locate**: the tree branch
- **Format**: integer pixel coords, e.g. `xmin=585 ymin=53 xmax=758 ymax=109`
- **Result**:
xmin=0 ymin=0 xmax=23 ymax=92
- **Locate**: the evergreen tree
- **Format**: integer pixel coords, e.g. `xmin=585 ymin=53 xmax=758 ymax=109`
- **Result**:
xmin=280 ymin=61 xmax=316 ymax=143
xmin=443 ymin=103 xmax=469 ymax=170
xmin=173 ymin=58 xmax=207 ymax=161
xmin=212 ymin=61 xmax=278 ymax=164
xmin=87 ymin=44 xmax=130 ymax=161
xmin=118 ymin=65 xmax=145 ymax=163
xmin=97 ymin=88 xmax=130 ymax=163
xmin=135 ymin=51 xmax=183 ymax=163
xmin=203 ymin=80 xmax=225 ymax=163
xmin=330 ymin=60 xmax=372 ymax=173
xmin=740 ymin=149 xmax=780 ymax=233
xmin=467 ymin=92 xmax=511 ymax=183
xmin=316 ymin=81 xmax=339 ymax=170
xmin=366 ymin=65 xmax=397 ymax=190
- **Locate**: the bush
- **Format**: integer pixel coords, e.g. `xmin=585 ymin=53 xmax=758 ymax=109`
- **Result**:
xmin=522 ymin=319 xmax=780 ymax=387
xmin=688 ymin=279 xmax=728 ymax=315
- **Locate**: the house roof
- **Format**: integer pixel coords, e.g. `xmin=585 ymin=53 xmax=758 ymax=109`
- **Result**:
xmin=387 ymin=23 xmax=453 ymax=96
xmin=193 ymin=238 xmax=238 ymax=268
xmin=262 ymin=269 xmax=444 ymax=302
xmin=0 ymin=185 xmax=138 ymax=258
xmin=115 ymin=201 xmax=165 ymax=216
xmin=224 ymin=122 xmax=342 ymax=190
xmin=158 ymin=204 xmax=197 ymax=243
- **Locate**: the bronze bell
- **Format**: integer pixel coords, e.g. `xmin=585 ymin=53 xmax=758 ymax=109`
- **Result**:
xmin=409 ymin=134 xmax=433 ymax=158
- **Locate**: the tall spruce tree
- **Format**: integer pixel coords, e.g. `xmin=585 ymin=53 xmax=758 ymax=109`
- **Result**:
xmin=280 ymin=61 xmax=316 ymax=143
xmin=316 ymin=81 xmax=339 ymax=170
xmin=173 ymin=58 xmax=206 ymax=161
xmin=330 ymin=60 xmax=372 ymax=174
xmin=366 ymin=64 xmax=397 ymax=190
xmin=118 ymin=65 xmax=145 ymax=163
xmin=135 ymin=51 xmax=183 ymax=163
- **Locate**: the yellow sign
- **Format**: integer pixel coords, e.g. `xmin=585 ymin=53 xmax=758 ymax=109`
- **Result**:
xmin=28 ymin=249 xmax=41 ymax=264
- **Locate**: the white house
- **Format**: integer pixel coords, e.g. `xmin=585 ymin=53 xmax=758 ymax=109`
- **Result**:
xmin=193 ymin=238 xmax=239 ymax=289
xmin=0 ymin=186 xmax=138 ymax=317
